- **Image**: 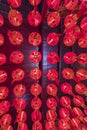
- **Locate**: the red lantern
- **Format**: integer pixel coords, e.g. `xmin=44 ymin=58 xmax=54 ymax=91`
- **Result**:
xmin=17 ymin=123 xmax=28 ymax=130
xmin=75 ymin=83 xmax=87 ymax=95
xmin=30 ymin=83 xmax=42 ymax=96
xmin=32 ymin=121 xmax=42 ymax=130
xmin=46 ymin=97 xmax=57 ymax=109
xmin=47 ymin=12 xmax=60 ymax=28
xmin=62 ymin=68 xmax=74 ymax=80
xmin=0 ymin=100 xmax=10 ymax=115
xmin=60 ymin=96 xmax=71 ymax=108
xmin=7 ymin=0 xmax=22 ymax=8
xmin=70 ymin=118 xmax=81 ymax=129
xmin=64 ymin=0 xmax=78 ymax=10
xmin=28 ymin=32 xmax=42 ymax=46
xmin=31 ymin=110 xmax=42 ymax=122
xmin=45 ymin=121 xmax=56 ymax=130
xmin=30 ymin=68 xmax=41 ymax=80
xmin=8 ymin=30 xmax=23 ymax=45
xmin=28 ymin=10 xmax=41 ymax=27
xmin=46 ymin=69 xmax=58 ymax=81
xmin=13 ymin=84 xmax=26 ymax=97
xmin=2 ymin=125 xmax=13 ymax=130
xmin=47 ymin=52 xmax=59 ymax=64
xmin=59 ymin=107 xmax=70 ymax=119
xmin=28 ymin=0 xmax=41 ymax=6
xmin=46 ymin=32 xmax=60 ymax=46
xmin=83 ymin=116 xmax=87 ymax=126
xmin=16 ymin=111 xmax=27 ymax=123
xmin=76 ymin=69 xmax=87 ymax=80
xmin=63 ymin=35 xmax=76 ymax=46
xmin=0 ymin=70 xmax=7 ymax=83
xmin=46 ymin=109 xmax=57 ymax=121
xmin=58 ymin=118 xmax=69 ymax=130
xmin=78 ymin=37 xmax=87 ymax=48
xmin=0 ymin=86 xmax=9 ymax=99
xmin=31 ymin=97 xmax=42 ymax=110
xmin=8 ymin=9 xmax=23 ymax=26
xmin=0 ymin=34 xmax=4 ymax=46
xmin=80 ymin=16 xmax=87 ymax=31
xmin=29 ymin=50 xmax=42 ymax=63
xmin=0 ymin=14 xmax=4 ymax=27
xmin=0 ymin=53 xmax=6 ymax=65
xmin=47 ymin=0 xmax=60 ymax=9
xmin=77 ymin=53 xmax=87 ymax=64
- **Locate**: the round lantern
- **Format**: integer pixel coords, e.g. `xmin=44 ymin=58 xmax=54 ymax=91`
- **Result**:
xmin=29 ymin=50 xmax=42 ymax=63
xmin=47 ymin=52 xmax=59 ymax=64
xmin=7 ymin=0 xmax=22 ymax=8
xmin=77 ymin=53 xmax=87 ymax=64
xmin=0 ymin=53 xmax=6 ymax=65
xmin=0 ymin=34 xmax=4 ymax=46
xmin=70 ymin=118 xmax=81 ymax=129
xmin=0 ymin=100 xmax=10 ymax=115
xmin=30 ymin=68 xmax=41 ymax=80
xmin=76 ymin=69 xmax=87 ymax=80
xmin=46 ymin=32 xmax=60 ymax=46
xmin=16 ymin=111 xmax=27 ymax=123
xmin=78 ymin=37 xmax=87 ymax=48
xmin=2 ymin=125 xmax=13 ymax=130
xmin=64 ymin=0 xmax=78 ymax=10
xmin=0 ymin=70 xmax=7 ymax=83
xmin=28 ymin=0 xmax=41 ymax=6
xmin=10 ymin=50 xmax=24 ymax=64
xmin=62 ymin=68 xmax=74 ymax=80
xmin=32 ymin=121 xmax=42 ymax=130
xmin=8 ymin=9 xmax=23 ymax=26
xmin=28 ymin=32 xmax=42 ymax=46
xmin=13 ymin=84 xmax=26 ymax=97
xmin=47 ymin=11 xmax=60 ymax=28
xmin=60 ymin=96 xmax=71 ymax=108
xmin=31 ymin=110 xmax=42 ymax=122
xmin=28 ymin=10 xmax=41 ymax=27
xmin=58 ymin=118 xmax=69 ymax=130
xmin=80 ymin=16 xmax=87 ymax=31
xmin=75 ymin=83 xmax=87 ymax=95
xmin=8 ymin=30 xmax=23 ymax=45
xmin=46 ymin=97 xmax=57 ymax=109
xmin=30 ymin=83 xmax=42 ymax=96
xmin=0 ymin=86 xmax=9 ymax=99
xmin=46 ymin=109 xmax=57 ymax=121
xmin=46 ymin=69 xmax=58 ymax=81
xmin=31 ymin=97 xmax=42 ymax=110
xmin=17 ymin=123 xmax=28 ymax=130
xmin=83 ymin=116 xmax=87 ymax=126
xmin=45 ymin=121 xmax=56 ymax=130
xmin=0 ymin=14 xmax=4 ymax=27
xmin=47 ymin=0 xmax=60 ymax=9
xmin=59 ymin=107 xmax=70 ymax=119
xmin=63 ymin=52 xmax=77 ymax=64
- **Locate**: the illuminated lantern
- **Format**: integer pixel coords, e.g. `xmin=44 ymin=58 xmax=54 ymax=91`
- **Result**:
xmin=8 ymin=30 xmax=23 ymax=45
xmin=28 ymin=0 xmax=41 ymax=6
xmin=78 ymin=37 xmax=87 ymax=48
xmin=0 ymin=100 xmax=10 ymax=115
xmin=75 ymin=83 xmax=87 ymax=95
xmin=7 ymin=0 xmax=22 ymax=8
xmin=45 ymin=121 xmax=56 ymax=130
xmin=30 ymin=83 xmax=42 ymax=96
xmin=76 ymin=69 xmax=87 ymax=80
xmin=0 ymin=34 xmax=4 ymax=46
xmin=0 ymin=53 xmax=6 ymax=65
xmin=31 ymin=110 xmax=42 ymax=122
xmin=0 ymin=14 xmax=4 ymax=27
xmin=47 ymin=12 xmax=60 ymax=28
xmin=31 ymin=97 xmax=42 ymax=110
xmin=8 ymin=9 xmax=23 ymax=26
xmin=70 ymin=118 xmax=81 ymax=129
xmin=64 ymin=0 xmax=78 ymax=10
xmin=63 ymin=52 xmax=77 ymax=64
xmin=0 ymin=86 xmax=9 ymax=99
xmin=77 ymin=53 xmax=87 ymax=64
xmin=13 ymin=84 xmax=26 ymax=97
xmin=47 ymin=52 xmax=59 ymax=64
xmin=62 ymin=68 xmax=74 ymax=80
xmin=3 ymin=125 xmax=13 ymax=130
xmin=32 ymin=121 xmax=42 ymax=130
xmin=10 ymin=51 xmax=24 ymax=64
xmin=16 ymin=111 xmax=27 ymax=123
xmin=46 ymin=109 xmax=57 ymax=121
xmin=83 ymin=116 xmax=87 ymax=126
xmin=46 ymin=69 xmax=58 ymax=81
xmin=46 ymin=32 xmax=60 ymax=46
xmin=17 ymin=123 xmax=28 ymax=130
xmin=28 ymin=32 xmax=42 ymax=46
xmin=28 ymin=10 xmax=41 ymax=27
xmin=47 ymin=0 xmax=60 ymax=9
xmin=60 ymin=96 xmax=71 ymax=108
xmin=59 ymin=107 xmax=70 ymax=119
xmin=63 ymin=35 xmax=76 ymax=46
xmin=58 ymin=119 xmax=69 ymax=130
xmin=46 ymin=97 xmax=57 ymax=109
xmin=29 ymin=50 xmax=42 ymax=63
xmin=30 ymin=68 xmax=41 ymax=80
xmin=80 ymin=16 xmax=87 ymax=31
xmin=0 ymin=70 xmax=7 ymax=83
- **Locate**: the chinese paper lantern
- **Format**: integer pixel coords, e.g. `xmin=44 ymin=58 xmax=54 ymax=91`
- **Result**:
xmin=0 ymin=14 xmax=4 ymax=27
xmin=47 ymin=0 xmax=60 ymax=9
xmin=0 ymin=70 xmax=7 ymax=83
xmin=28 ymin=32 xmax=42 ymax=46
xmin=46 ymin=97 xmax=57 ymax=109
xmin=2 ymin=125 xmax=13 ymax=130
xmin=31 ymin=97 xmax=42 ymax=110
xmin=7 ymin=0 xmax=22 ymax=8
xmin=32 ymin=121 xmax=42 ymax=130
xmin=64 ymin=0 xmax=78 ymax=10
xmin=59 ymin=107 xmax=70 ymax=119
xmin=0 ymin=100 xmax=10 ymax=115
xmin=31 ymin=110 xmax=42 ymax=122
xmin=17 ymin=123 xmax=28 ymax=130
xmin=10 ymin=50 xmax=24 ymax=64
xmin=16 ymin=111 xmax=27 ymax=123
xmin=13 ymin=84 xmax=26 ymax=97
xmin=58 ymin=118 xmax=69 ymax=130
xmin=76 ymin=69 xmax=87 ymax=80
xmin=0 ymin=53 xmax=6 ymax=65
xmin=78 ymin=37 xmax=87 ymax=48
xmin=28 ymin=10 xmax=41 ymax=27
xmin=45 ymin=121 xmax=56 ymax=130
xmin=46 ymin=109 xmax=57 ymax=121
xmin=83 ymin=116 xmax=87 ymax=126
xmin=30 ymin=68 xmax=41 ymax=80
xmin=62 ymin=68 xmax=74 ymax=80
xmin=0 ymin=86 xmax=9 ymax=99
xmin=75 ymin=83 xmax=87 ymax=95
xmin=47 ymin=11 xmax=60 ymax=28
xmin=8 ymin=9 xmax=23 ymax=26
xmin=28 ymin=0 xmax=41 ymax=6
xmin=47 ymin=52 xmax=59 ymax=64
xmin=30 ymin=83 xmax=42 ymax=96
xmin=0 ymin=34 xmax=4 ymax=46
xmin=80 ymin=16 xmax=87 ymax=31
xmin=70 ymin=118 xmax=81 ymax=129
xmin=29 ymin=50 xmax=42 ymax=63
xmin=77 ymin=53 xmax=87 ymax=64
xmin=46 ymin=69 xmax=58 ymax=81
xmin=60 ymin=96 xmax=71 ymax=108
xmin=8 ymin=30 xmax=23 ymax=45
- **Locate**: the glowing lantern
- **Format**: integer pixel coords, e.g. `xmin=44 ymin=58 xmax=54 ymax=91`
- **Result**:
xmin=31 ymin=97 xmax=42 ymax=110
xmin=46 ymin=97 xmax=57 ymax=109
xmin=60 ymin=96 xmax=71 ymax=108
xmin=28 ymin=32 xmax=42 ymax=46
xmin=47 ymin=52 xmax=59 ymax=64
xmin=28 ymin=10 xmax=41 ymax=27
xmin=45 ymin=121 xmax=56 ymax=130
xmin=64 ymin=0 xmax=78 ymax=10
xmin=47 ymin=0 xmax=60 ymax=9
xmin=70 ymin=118 xmax=81 ymax=129
xmin=77 ymin=53 xmax=87 ymax=64
xmin=8 ymin=9 xmax=23 ymax=26
xmin=59 ymin=107 xmax=70 ymax=119
xmin=3 ymin=125 xmax=13 ymax=130
xmin=17 ymin=123 xmax=28 ymax=130
xmin=30 ymin=68 xmax=41 ymax=80
xmin=0 ymin=53 xmax=6 ymax=65
xmin=0 ymin=14 xmax=4 ymax=27
xmin=46 ymin=69 xmax=58 ymax=81
xmin=0 ymin=100 xmax=10 ymax=115
xmin=78 ymin=37 xmax=87 ymax=48
xmin=63 ymin=35 xmax=76 ymax=46
xmin=30 ymin=83 xmax=42 ymax=96
xmin=7 ymin=0 xmax=22 ymax=8
xmin=63 ymin=52 xmax=77 ymax=64
xmin=0 ymin=86 xmax=9 ymax=99
xmin=32 ymin=121 xmax=42 ymax=130
xmin=46 ymin=109 xmax=57 ymax=121
xmin=28 ymin=0 xmax=41 ymax=6
xmin=0 ymin=70 xmax=7 ymax=83
xmin=8 ymin=30 xmax=23 ymax=45
xmin=31 ymin=110 xmax=42 ymax=122
xmin=62 ymin=68 xmax=74 ymax=80
xmin=10 ymin=50 xmax=24 ymax=64
xmin=76 ymin=69 xmax=87 ymax=80
xmin=0 ymin=34 xmax=4 ymax=46
xmin=80 ymin=16 xmax=87 ymax=31
xmin=58 ymin=119 xmax=69 ymax=130
xmin=46 ymin=32 xmax=60 ymax=46
xmin=75 ymin=83 xmax=87 ymax=95
xmin=29 ymin=50 xmax=42 ymax=63
xmin=47 ymin=12 xmax=60 ymax=28
xmin=16 ymin=111 xmax=27 ymax=123
xmin=13 ymin=84 xmax=26 ymax=97
xmin=83 ymin=116 xmax=87 ymax=126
